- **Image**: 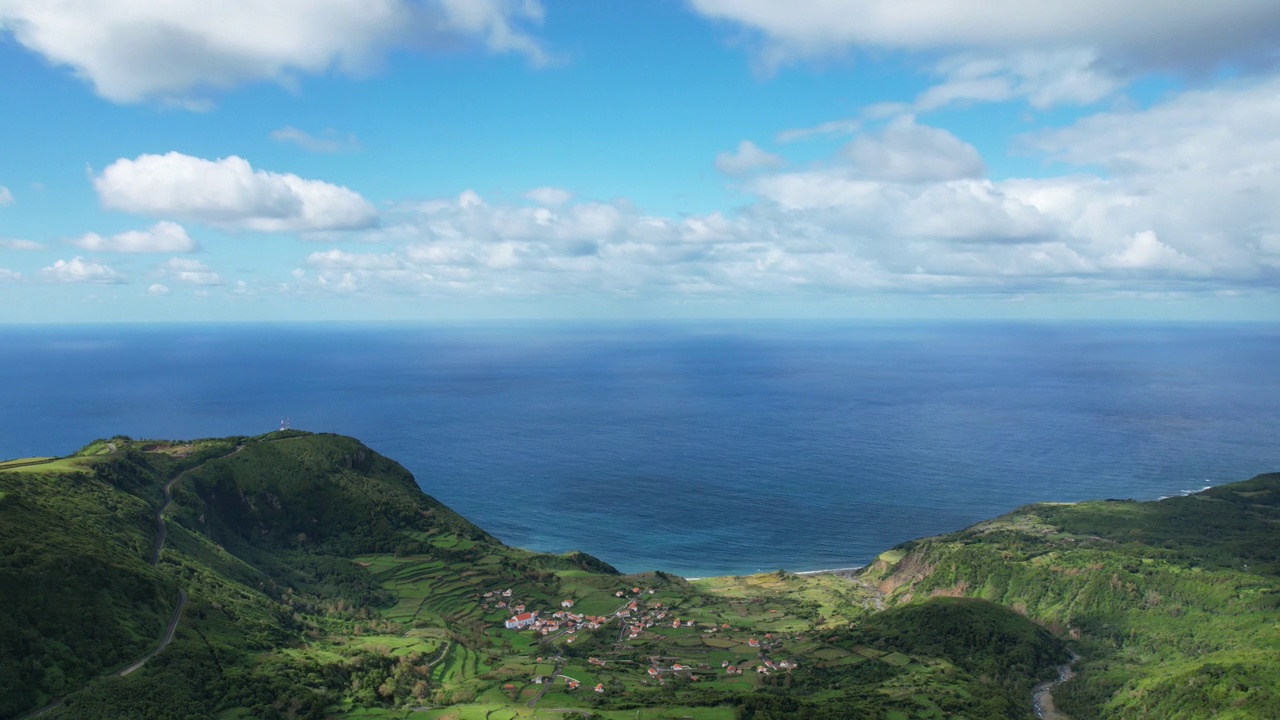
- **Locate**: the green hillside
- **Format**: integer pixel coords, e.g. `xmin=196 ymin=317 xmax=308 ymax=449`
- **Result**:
xmin=860 ymin=473 xmax=1280 ymax=719
xmin=2 ymin=432 xmax=1276 ymax=719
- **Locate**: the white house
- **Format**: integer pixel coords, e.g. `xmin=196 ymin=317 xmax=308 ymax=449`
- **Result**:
xmin=505 ymin=612 xmax=536 ymax=630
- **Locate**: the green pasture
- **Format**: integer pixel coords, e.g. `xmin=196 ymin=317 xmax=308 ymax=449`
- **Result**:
xmin=0 ymin=456 xmax=92 ymax=474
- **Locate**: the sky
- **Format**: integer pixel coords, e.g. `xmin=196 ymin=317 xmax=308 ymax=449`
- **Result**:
xmin=1 ymin=0 xmax=1279 ymax=323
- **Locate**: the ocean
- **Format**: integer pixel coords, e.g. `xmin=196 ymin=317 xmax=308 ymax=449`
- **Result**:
xmin=2 ymin=321 xmax=1278 ymax=578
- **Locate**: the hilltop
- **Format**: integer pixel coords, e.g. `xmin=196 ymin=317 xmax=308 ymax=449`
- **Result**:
xmin=1 ymin=432 xmax=1276 ymax=719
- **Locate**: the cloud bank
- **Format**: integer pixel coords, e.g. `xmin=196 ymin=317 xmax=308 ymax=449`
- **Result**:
xmin=297 ymin=82 xmax=1280 ymax=301
xmin=685 ymin=0 xmax=1280 ymax=72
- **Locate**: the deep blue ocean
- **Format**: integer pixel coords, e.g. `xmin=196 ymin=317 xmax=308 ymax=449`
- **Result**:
xmin=2 ymin=321 xmax=1278 ymax=577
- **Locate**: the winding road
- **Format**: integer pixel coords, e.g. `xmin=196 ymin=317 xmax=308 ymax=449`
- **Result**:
xmin=147 ymin=472 xmax=187 ymax=565
xmin=17 ymin=447 xmax=241 ymax=719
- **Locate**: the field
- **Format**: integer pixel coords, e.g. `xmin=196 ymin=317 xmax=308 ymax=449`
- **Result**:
xmin=308 ymin=554 xmax=894 ymax=718
xmin=0 ymin=457 xmax=94 ymax=474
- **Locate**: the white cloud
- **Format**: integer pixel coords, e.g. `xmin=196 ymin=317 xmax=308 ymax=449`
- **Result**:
xmin=748 ymin=173 xmax=1052 ymax=244
xmin=307 ymin=249 xmax=403 ymax=271
xmin=159 ymin=257 xmax=222 ymax=285
xmin=839 ymin=116 xmax=985 ymax=182
xmin=72 ymin=221 xmax=198 ymax=253
xmin=270 ymin=126 xmax=359 ymax=153
xmin=1009 ymin=76 xmax=1280 ymax=278
xmin=777 ymin=118 xmax=862 ymax=143
xmin=0 ymin=238 xmax=42 ymax=250
xmin=714 ymin=141 xmax=785 ymax=176
xmin=686 ymin=0 xmax=1280 ymax=73
xmin=94 ymin=152 xmax=378 ymax=233
xmin=0 ymin=0 xmax=549 ymax=104
xmin=524 ymin=187 xmax=574 ymax=207
xmin=915 ymin=50 xmax=1122 ymax=111
xmin=40 ymin=257 xmax=125 ymax=284
xmin=1024 ymin=77 xmax=1280 ymax=177
xmin=1101 ymin=231 xmax=1203 ymax=272
xmin=307 ymin=74 xmax=1280 ymax=301
xmin=0 ymin=268 xmax=20 ymax=281
xmin=0 ymin=186 xmax=12 ymax=205
xmin=148 ymin=283 xmax=171 ymax=295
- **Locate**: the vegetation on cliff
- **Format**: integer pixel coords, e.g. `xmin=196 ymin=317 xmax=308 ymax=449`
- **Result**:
xmin=860 ymin=473 xmax=1280 ymax=719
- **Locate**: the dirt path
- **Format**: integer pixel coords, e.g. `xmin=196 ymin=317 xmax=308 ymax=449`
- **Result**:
xmin=424 ymin=640 xmax=451 ymax=669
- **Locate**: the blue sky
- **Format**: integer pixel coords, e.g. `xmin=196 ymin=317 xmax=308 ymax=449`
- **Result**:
xmin=1 ymin=0 xmax=1279 ymax=322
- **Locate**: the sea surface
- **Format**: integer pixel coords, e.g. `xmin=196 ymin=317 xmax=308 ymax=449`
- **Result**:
xmin=2 ymin=321 xmax=1278 ymax=578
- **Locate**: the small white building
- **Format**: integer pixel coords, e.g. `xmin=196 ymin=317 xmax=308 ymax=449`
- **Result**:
xmin=505 ymin=612 xmax=536 ymax=630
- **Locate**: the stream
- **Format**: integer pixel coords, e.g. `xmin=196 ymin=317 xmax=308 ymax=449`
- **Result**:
xmin=1033 ymin=652 xmax=1080 ymax=720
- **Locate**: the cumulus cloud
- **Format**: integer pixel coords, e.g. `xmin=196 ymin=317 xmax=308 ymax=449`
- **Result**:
xmin=94 ymin=152 xmax=378 ymax=233
xmin=0 ymin=0 xmax=549 ymax=104
xmin=148 ymin=283 xmax=171 ymax=295
xmin=839 ymin=116 xmax=985 ymax=182
xmin=0 ymin=268 xmax=20 ymax=281
xmin=1101 ymin=231 xmax=1204 ymax=273
xmin=270 ymin=126 xmax=359 ymax=153
xmin=72 ymin=221 xmax=198 ymax=253
xmin=40 ymin=257 xmax=125 ymax=284
xmin=1007 ymin=76 xmax=1280 ymax=279
xmin=0 ymin=238 xmax=43 ymax=250
xmin=524 ymin=186 xmax=574 ymax=207
xmin=158 ymin=258 xmax=222 ymax=285
xmin=0 ymin=186 xmax=12 ymax=205
xmin=715 ymin=141 xmax=785 ymax=176
xmin=686 ymin=0 xmax=1280 ymax=73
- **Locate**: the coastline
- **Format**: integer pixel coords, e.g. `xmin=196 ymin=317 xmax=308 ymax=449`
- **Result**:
xmin=685 ymin=565 xmax=864 ymax=582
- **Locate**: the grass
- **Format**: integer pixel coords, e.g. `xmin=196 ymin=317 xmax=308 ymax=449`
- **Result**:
xmin=0 ymin=457 xmax=93 ymax=474
xmin=0 ymin=457 xmax=56 ymax=468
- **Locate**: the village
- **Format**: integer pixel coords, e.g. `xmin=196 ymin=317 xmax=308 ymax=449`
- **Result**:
xmin=479 ymin=582 xmax=799 ymax=698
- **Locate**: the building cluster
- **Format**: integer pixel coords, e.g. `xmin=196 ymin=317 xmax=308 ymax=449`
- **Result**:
xmin=490 ymin=584 xmax=799 ymax=692
xmin=613 ymin=591 xmax=682 ymax=641
xmin=485 ymin=587 xmax=614 ymax=637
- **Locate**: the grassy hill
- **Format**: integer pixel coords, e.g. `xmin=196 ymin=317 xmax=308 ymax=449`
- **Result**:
xmin=2 ymin=432 xmax=1275 ymax=719
xmin=859 ymin=473 xmax=1280 ymax=719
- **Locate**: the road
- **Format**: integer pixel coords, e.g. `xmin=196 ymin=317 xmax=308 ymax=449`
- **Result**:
xmin=527 ymin=654 xmax=564 ymax=708
xmin=148 ymin=445 xmax=244 ymax=565
xmin=16 ymin=446 xmax=244 ymax=720
xmin=147 ymin=473 xmax=185 ymax=565
xmin=115 ymin=590 xmax=188 ymax=677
